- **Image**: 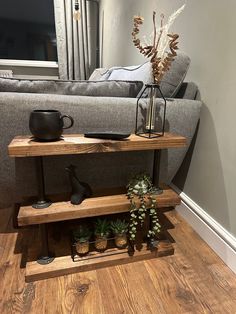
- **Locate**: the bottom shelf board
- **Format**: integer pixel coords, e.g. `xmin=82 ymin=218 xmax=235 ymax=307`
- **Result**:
xmin=25 ymin=241 xmax=174 ymax=282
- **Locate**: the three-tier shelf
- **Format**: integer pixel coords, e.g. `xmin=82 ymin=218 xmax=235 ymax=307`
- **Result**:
xmin=8 ymin=133 xmax=186 ymax=282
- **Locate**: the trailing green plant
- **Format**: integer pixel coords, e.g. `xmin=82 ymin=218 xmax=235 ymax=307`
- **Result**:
xmin=73 ymin=225 xmax=91 ymax=243
xmin=94 ymin=218 xmax=110 ymax=237
xmin=126 ymin=173 xmax=161 ymax=241
xmin=110 ymin=219 xmax=129 ymax=235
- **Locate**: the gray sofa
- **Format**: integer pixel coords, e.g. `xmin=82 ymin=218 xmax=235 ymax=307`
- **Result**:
xmin=0 ymin=81 xmax=201 ymax=208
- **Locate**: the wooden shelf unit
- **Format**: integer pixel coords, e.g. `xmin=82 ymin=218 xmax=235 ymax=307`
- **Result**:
xmin=8 ymin=133 xmax=187 ymax=281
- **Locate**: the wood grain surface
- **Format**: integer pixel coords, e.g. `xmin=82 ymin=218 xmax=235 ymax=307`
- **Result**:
xmin=22 ymin=207 xmax=175 ymax=282
xmin=8 ymin=133 xmax=187 ymax=157
xmin=26 ymin=241 xmax=174 ymax=283
xmin=17 ymin=185 xmax=181 ymax=226
xmin=1 ymin=207 xmax=236 ymax=313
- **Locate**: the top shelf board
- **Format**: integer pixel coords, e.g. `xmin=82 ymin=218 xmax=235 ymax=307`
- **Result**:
xmin=8 ymin=133 xmax=187 ymax=158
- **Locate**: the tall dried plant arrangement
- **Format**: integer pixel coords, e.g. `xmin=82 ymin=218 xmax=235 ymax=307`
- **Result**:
xmin=132 ymin=5 xmax=185 ymax=84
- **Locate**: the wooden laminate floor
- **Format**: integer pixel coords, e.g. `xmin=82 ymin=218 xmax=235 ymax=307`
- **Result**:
xmin=0 ymin=207 xmax=236 ymax=314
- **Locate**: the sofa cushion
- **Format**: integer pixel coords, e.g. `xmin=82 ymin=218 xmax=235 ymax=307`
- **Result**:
xmin=96 ymin=52 xmax=190 ymax=98
xmin=0 ymin=92 xmax=202 ymax=207
xmin=0 ymin=78 xmax=143 ymax=98
xmin=160 ymin=52 xmax=190 ymax=97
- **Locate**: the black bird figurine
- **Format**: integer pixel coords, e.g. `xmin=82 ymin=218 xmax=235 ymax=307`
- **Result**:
xmin=65 ymin=164 xmax=92 ymax=205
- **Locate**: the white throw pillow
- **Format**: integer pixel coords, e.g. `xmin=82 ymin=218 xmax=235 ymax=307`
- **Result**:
xmin=100 ymin=62 xmax=152 ymax=97
xmin=102 ymin=62 xmax=153 ymax=85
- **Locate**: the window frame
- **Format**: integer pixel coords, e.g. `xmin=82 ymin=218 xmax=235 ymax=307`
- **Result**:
xmin=0 ymin=59 xmax=58 ymax=69
xmin=0 ymin=0 xmax=58 ymax=68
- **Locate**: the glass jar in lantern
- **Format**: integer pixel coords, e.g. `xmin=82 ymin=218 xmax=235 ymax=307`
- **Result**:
xmin=135 ymin=84 xmax=167 ymax=138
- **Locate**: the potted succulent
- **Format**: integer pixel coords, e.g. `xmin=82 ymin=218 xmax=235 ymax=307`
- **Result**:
xmin=73 ymin=225 xmax=91 ymax=256
xmin=110 ymin=219 xmax=129 ymax=249
xmin=94 ymin=218 xmax=110 ymax=252
xmin=127 ymin=173 xmax=161 ymax=242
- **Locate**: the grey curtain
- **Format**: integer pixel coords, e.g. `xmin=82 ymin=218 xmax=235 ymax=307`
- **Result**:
xmin=54 ymin=0 xmax=96 ymax=80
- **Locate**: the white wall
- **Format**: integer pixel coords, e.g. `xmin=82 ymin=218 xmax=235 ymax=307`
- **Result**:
xmin=100 ymin=0 xmax=180 ymax=67
xmin=100 ymin=0 xmax=236 ymax=237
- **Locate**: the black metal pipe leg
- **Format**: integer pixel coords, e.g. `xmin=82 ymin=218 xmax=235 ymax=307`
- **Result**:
xmin=151 ymin=149 xmax=163 ymax=195
xmin=148 ymin=238 xmax=159 ymax=252
xmin=127 ymin=239 xmax=135 ymax=256
xmin=37 ymin=224 xmax=54 ymax=265
xmin=33 ymin=157 xmax=52 ymax=209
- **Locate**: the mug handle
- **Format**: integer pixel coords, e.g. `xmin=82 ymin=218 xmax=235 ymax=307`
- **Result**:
xmin=61 ymin=115 xmax=74 ymax=129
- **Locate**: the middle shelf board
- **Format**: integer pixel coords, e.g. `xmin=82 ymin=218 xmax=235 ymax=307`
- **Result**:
xmin=17 ymin=185 xmax=180 ymax=226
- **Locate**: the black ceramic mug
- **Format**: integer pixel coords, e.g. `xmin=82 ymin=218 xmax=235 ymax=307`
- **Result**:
xmin=29 ymin=110 xmax=74 ymax=141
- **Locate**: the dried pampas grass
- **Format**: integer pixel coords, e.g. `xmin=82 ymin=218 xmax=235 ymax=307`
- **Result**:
xmin=132 ymin=4 xmax=185 ymax=84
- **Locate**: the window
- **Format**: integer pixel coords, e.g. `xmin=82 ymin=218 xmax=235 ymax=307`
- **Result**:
xmin=0 ymin=0 xmax=57 ymax=62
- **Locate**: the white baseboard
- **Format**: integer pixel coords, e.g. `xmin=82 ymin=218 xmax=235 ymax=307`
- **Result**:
xmin=170 ymin=184 xmax=236 ymax=274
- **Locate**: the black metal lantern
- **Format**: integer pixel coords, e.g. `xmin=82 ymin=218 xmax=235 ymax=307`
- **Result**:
xmin=135 ymin=84 xmax=167 ymax=138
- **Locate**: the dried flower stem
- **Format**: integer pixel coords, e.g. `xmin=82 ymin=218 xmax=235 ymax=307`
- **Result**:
xmin=155 ymin=14 xmax=164 ymax=51
xmin=132 ymin=5 xmax=185 ymax=84
xmin=153 ymin=12 xmax=157 ymax=49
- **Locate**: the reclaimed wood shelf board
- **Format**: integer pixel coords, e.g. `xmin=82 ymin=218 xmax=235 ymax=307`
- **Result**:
xmin=8 ymin=133 xmax=187 ymax=157
xmin=17 ymin=185 xmax=181 ymax=226
xmin=23 ymin=213 xmax=175 ymax=282
xmin=25 ymin=241 xmax=174 ymax=282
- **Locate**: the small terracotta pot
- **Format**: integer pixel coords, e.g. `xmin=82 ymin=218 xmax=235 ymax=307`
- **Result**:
xmin=115 ymin=233 xmax=128 ymax=248
xmin=95 ymin=236 xmax=108 ymax=251
xmin=75 ymin=241 xmax=90 ymax=255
